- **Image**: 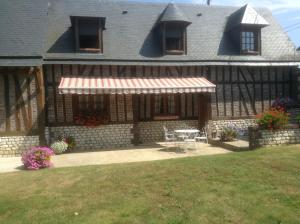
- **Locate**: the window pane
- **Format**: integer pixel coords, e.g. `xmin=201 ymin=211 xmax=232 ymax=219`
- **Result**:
xmin=167 ymin=95 xmax=175 ymax=114
xmin=165 ymin=23 xmax=184 ymax=51
xmin=154 ymin=95 xmax=176 ymax=115
xmin=241 ymin=31 xmax=257 ymax=51
xmin=79 ymin=36 xmax=99 ymax=49
xmin=166 ymin=38 xmax=183 ymax=51
xmin=154 ymin=95 xmax=162 ymax=114
xmin=78 ymin=19 xmax=100 ymax=49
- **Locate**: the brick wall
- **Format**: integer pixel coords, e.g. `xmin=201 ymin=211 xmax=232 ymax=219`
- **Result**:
xmin=137 ymin=120 xmax=198 ymax=143
xmin=46 ymin=124 xmax=134 ymax=150
xmin=249 ymin=127 xmax=300 ymax=149
xmin=0 ymin=136 xmax=40 ymax=157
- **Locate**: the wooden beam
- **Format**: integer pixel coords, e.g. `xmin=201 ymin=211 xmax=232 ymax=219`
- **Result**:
xmin=222 ymin=66 xmax=227 ymax=116
xmin=26 ymin=77 xmax=33 ymax=128
xmin=238 ymin=67 xmax=257 ymax=114
xmin=132 ymin=94 xmax=139 ymax=145
xmin=198 ymin=94 xmax=209 ymax=129
xmin=229 ymin=66 xmax=234 ymax=117
xmin=34 ymin=67 xmax=46 ymax=145
xmin=215 ymin=66 xmax=219 ymax=117
xmin=3 ymin=75 xmax=11 ymax=132
xmin=13 ymin=75 xmax=30 ymax=131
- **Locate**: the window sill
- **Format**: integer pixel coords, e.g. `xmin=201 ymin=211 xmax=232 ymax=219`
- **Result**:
xmin=153 ymin=115 xmax=180 ymax=121
xmin=164 ymin=50 xmax=185 ymax=55
xmin=240 ymin=50 xmax=260 ymax=55
xmin=79 ymin=48 xmax=102 ymax=53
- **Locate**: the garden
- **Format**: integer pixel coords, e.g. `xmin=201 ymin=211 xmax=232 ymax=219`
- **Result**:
xmin=1 ymin=145 xmax=300 ymax=224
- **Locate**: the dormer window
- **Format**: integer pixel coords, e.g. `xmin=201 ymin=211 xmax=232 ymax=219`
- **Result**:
xmin=158 ymin=3 xmax=191 ymax=55
xmin=240 ymin=29 xmax=260 ymax=54
xmin=72 ymin=17 xmax=105 ymax=53
xmin=226 ymin=5 xmax=269 ymax=56
xmin=163 ymin=23 xmax=185 ymax=54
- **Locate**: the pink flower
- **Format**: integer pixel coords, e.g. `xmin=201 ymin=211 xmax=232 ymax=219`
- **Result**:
xmin=21 ymin=147 xmax=54 ymax=170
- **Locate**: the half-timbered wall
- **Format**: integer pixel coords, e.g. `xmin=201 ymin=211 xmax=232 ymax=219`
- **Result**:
xmin=0 ymin=69 xmax=39 ymax=134
xmin=0 ymin=68 xmax=40 ymax=156
xmin=44 ymin=64 xmax=297 ymax=126
xmin=210 ymin=66 xmax=296 ymax=119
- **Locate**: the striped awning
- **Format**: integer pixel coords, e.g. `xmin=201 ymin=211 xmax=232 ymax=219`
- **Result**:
xmin=58 ymin=77 xmax=216 ymax=94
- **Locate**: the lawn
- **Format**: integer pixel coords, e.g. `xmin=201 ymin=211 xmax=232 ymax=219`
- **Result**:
xmin=1 ymin=146 xmax=300 ymax=224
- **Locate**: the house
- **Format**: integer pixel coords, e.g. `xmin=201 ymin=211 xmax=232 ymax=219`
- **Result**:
xmin=0 ymin=0 xmax=300 ymax=156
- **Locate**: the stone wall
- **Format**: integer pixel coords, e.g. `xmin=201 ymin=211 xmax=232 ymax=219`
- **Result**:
xmin=46 ymin=124 xmax=134 ymax=150
xmin=0 ymin=136 xmax=40 ymax=157
xmin=137 ymin=120 xmax=198 ymax=143
xmin=208 ymin=119 xmax=257 ymax=138
xmin=249 ymin=127 xmax=300 ymax=149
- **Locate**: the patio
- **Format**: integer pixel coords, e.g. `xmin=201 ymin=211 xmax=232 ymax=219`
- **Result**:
xmin=0 ymin=143 xmax=231 ymax=173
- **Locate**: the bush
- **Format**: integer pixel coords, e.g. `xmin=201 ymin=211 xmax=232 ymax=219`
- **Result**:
xmin=256 ymin=107 xmax=289 ymax=130
xmin=272 ymin=97 xmax=297 ymax=111
xmin=220 ymin=128 xmax=237 ymax=142
xmin=50 ymin=141 xmax=68 ymax=154
xmin=296 ymin=115 xmax=300 ymax=125
xmin=21 ymin=147 xmax=54 ymax=170
xmin=65 ymin=136 xmax=76 ymax=151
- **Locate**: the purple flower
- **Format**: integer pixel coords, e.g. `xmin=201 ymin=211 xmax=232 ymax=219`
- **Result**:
xmin=21 ymin=147 xmax=54 ymax=170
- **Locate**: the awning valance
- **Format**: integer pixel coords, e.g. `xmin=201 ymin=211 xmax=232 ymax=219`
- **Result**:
xmin=58 ymin=77 xmax=216 ymax=94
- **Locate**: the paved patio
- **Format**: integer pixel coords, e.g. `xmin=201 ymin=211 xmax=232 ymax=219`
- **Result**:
xmin=0 ymin=143 xmax=231 ymax=173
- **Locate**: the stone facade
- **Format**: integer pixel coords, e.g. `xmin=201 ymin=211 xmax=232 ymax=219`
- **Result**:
xmin=249 ymin=127 xmax=300 ymax=149
xmin=46 ymin=124 xmax=134 ymax=150
xmin=0 ymin=136 xmax=40 ymax=157
xmin=137 ymin=120 xmax=198 ymax=143
xmin=208 ymin=119 xmax=257 ymax=138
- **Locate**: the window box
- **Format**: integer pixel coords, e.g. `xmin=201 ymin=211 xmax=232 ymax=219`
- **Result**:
xmin=153 ymin=115 xmax=180 ymax=121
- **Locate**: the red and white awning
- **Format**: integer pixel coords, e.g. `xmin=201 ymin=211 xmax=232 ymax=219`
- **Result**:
xmin=58 ymin=77 xmax=216 ymax=94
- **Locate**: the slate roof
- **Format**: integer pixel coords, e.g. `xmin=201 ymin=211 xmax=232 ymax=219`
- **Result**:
xmin=159 ymin=3 xmax=191 ymax=24
xmin=0 ymin=0 xmax=299 ymax=66
xmin=0 ymin=0 xmax=48 ymax=66
xmin=226 ymin=4 xmax=270 ymax=31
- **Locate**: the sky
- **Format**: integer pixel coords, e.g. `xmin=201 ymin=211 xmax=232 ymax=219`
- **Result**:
xmin=137 ymin=0 xmax=300 ymax=47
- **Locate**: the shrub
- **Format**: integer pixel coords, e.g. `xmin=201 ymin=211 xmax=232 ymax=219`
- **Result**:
xmin=220 ymin=128 xmax=237 ymax=142
xmin=272 ymin=97 xmax=297 ymax=111
xmin=296 ymin=115 xmax=300 ymax=125
xmin=65 ymin=136 xmax=76 ymax=151
xmin=50 ymin=141 xmax=68 ymax=154
xmin=256 ymin=107 xmax=289 ymax=130
xmin=21 ymin=147 xmax=54 ymax=170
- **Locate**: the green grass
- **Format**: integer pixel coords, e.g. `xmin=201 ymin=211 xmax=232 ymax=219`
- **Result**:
xmin=1 ymin=146 xmax=300 ymax=224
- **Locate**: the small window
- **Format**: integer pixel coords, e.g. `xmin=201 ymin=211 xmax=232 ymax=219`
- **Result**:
xmin=74 ymin=17 xmax=103 ymax=53
xmin=241 ymin=31 xmax=259 ymax=54
xmin=164 ymin=23 xmax=185 ymax=54
xmin=154 ymin=95 xmax=179 ymax=119
xmin=73 ymin=95 xmax=109 ymax=125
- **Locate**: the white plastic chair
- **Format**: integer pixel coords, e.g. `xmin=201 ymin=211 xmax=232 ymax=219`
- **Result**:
xmin=163 ymin=126 xmax=176 ymax=142
xmin=195 ymin=127 xmax=208 ymax=143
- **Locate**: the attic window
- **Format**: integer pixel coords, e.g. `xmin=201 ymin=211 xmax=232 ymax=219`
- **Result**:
xmin=240 ymin=30 xmax=260 ymax=55
xmin=73 ymin=17 xmax=103 ymax=53
xmin=163 ymin=23 xmax=186 ymax=55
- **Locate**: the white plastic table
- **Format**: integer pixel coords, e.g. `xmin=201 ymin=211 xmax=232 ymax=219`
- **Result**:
xmin=174 ymin=129 xmax=200 ymax=140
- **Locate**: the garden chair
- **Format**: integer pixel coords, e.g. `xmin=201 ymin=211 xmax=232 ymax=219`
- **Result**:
xmin=163 ymin=126 xmax=176 ymax=142
xmin=195 ymin=127 xmax=208 ymax=143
